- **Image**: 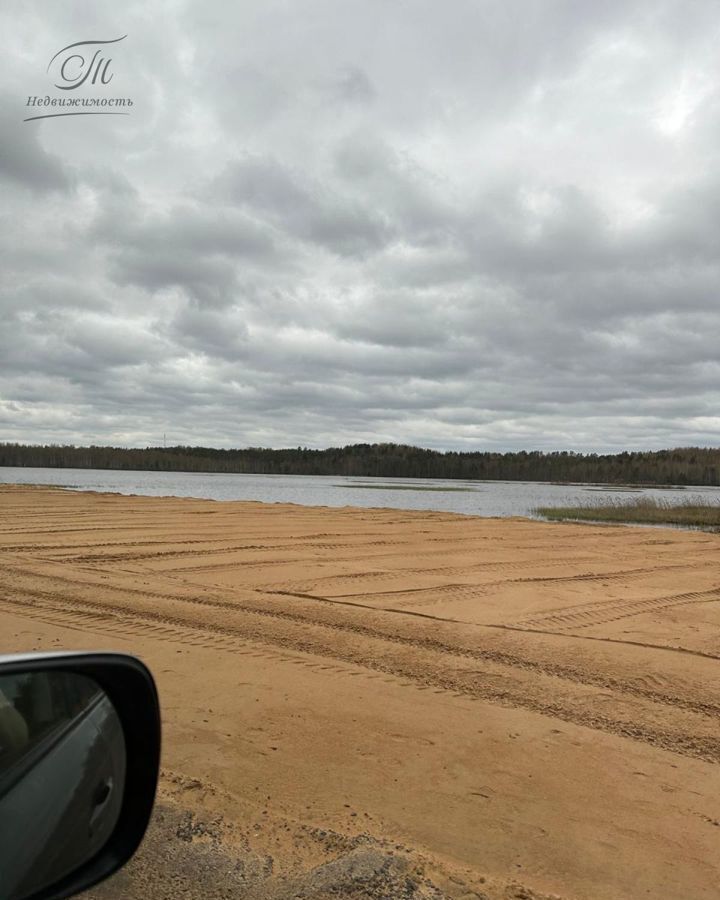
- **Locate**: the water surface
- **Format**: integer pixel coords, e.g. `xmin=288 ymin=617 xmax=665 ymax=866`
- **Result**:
xmin=2 ymin=466 xmax=717 ymax=519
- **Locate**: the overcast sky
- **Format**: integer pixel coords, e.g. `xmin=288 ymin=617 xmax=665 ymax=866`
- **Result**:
xmin=1 ymin=1 xmax=719 ymax=453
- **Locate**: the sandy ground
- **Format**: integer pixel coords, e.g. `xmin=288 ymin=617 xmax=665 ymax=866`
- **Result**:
xmin=1 ymin=484 xmax=719 ymax=900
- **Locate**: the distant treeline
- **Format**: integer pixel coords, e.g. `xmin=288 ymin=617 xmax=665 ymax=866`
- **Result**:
xmin=1 ymin=442 xmax=719 ymax=486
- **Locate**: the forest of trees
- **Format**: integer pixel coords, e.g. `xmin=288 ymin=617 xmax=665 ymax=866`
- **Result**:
xmin=1 ymin=442 xmax=719 ymax=486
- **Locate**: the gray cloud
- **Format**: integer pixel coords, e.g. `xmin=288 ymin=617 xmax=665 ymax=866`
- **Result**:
xmin=330 ymin=67 xmax=376 ymax=105
xmin=1 ymin=0 xmax=719 ymax=452
xmin=213 ymin=155 xmax=393 ymax=256
xmin=0 ymin=103 xmax=71 ymax=191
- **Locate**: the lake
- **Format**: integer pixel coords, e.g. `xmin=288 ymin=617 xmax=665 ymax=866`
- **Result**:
xmin=1 ymin=466 xmax=717 ymax=519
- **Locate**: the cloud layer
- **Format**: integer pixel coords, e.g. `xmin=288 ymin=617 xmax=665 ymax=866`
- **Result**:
xmin=1 ymin=0 xmax=719 ymax=451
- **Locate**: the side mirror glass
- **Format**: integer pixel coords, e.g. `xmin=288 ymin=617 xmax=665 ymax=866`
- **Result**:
xmin=0 ymin=654 xmax=160 ymax=900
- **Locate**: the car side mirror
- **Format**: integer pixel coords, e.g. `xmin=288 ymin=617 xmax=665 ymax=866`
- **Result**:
xmin=0 ymin=652 xmax=161 ymax=900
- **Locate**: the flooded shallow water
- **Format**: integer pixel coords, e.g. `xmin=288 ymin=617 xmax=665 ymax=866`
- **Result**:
xmin=1 ymin=466 xmax=718 ymax=519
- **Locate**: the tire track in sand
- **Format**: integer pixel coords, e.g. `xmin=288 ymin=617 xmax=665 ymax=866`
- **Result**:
xmin=4 ymin=558 xmax=720 ymax=721
xmin=518 ymin=587 xmax=720 ymax=630
xmin=1 ymin=576 xmax=719 ymax=765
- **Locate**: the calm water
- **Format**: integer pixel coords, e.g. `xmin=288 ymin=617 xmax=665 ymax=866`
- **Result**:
xmin=1 ymin=466 xmax=718 ymax=519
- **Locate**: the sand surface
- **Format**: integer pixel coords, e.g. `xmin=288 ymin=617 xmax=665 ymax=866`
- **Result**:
xmin=1 ymin=484 xmax=719 ymax=899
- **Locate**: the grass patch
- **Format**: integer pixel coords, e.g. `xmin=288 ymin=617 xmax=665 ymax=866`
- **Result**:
xmin=534 ymin=495 xmax=720 ymax=529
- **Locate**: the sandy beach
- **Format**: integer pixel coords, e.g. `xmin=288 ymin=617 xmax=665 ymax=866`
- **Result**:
xmin=1 ymin=483 xmax=719 ymax=899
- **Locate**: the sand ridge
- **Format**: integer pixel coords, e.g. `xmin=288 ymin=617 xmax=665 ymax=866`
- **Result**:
xmin=1 ymin=484 xmax=719 ymax=899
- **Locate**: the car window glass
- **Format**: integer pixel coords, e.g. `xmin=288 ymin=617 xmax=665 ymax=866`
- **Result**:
xmin=0 ymin=672 xmax=101 ymax=783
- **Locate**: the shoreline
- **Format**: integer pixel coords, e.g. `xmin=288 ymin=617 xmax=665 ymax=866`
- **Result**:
xmin=3 ymin=480 xmax=718 ymax=533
